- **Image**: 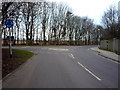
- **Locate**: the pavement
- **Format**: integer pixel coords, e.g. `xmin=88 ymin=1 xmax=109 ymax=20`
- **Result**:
xmin=2 ymin=46 xmax=119 ymax=88
xmin=91 ymin=47 xmax=120 ymax=63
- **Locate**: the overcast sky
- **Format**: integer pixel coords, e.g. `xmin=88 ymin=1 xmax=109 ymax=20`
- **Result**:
xmin=47 ymin=0 xmax=119 ymax=25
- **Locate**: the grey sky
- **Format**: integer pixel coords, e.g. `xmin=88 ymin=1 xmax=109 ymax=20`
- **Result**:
xmin=1 ymin=0 xmax=119 ymax=25
xmin=48 ymin=0 xmax=119 ymax=25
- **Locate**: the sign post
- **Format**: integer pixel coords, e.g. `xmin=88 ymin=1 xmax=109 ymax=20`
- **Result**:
xmin=5 ymin=19 xmax=14 ymax=58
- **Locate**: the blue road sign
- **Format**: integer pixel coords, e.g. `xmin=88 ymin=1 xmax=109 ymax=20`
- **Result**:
xmin=5 ymin=19 xmax=14 ymax=28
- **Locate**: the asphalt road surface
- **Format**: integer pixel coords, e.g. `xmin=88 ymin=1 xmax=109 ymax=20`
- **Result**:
xmin=2 ymin=46 xmax=119 ymax=88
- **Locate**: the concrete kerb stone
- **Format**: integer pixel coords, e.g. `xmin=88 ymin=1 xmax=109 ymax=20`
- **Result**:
xmin=91 ymin=47 xmax=120 ymax=63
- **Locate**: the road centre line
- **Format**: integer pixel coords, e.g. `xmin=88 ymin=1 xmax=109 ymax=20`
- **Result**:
xmin=71 ymin=54 xmax=75 ymax=59
xmin=77 ymin=62 xmax=101 ymax=81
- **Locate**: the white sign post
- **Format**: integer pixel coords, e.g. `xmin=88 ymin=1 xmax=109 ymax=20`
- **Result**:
xmin=9 ymin=27 xmax=12 ymax=58
xmin=5 ymin=19 xmax=14 ymax=58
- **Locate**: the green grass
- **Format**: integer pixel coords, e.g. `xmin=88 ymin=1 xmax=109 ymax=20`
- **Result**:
xmin=2 ymin=48 xmax=34 ymax=64
xmin=13 ymin=49 xmax=34 ymax=62
xmin=2 ymin=48 xmax=34 ymax=77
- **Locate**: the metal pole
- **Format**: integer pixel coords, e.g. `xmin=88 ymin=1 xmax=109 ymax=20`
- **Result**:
xmin=9 ymin=27 xmax=12 ymax=58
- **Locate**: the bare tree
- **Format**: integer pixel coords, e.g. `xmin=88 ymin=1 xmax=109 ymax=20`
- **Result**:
xmin=2 ymin=2 xmax=13 ymax=45
xmin=21 ymin=2 xmax=38 ymax=45
xmin=1 ymin=2 xmax=101 ymax=46
xmin=102 ymin=6 xmax=118 ymax=39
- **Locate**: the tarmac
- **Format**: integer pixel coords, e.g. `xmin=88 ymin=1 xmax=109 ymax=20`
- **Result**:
xmin=91 ymin=47 xmax=120 ymax=63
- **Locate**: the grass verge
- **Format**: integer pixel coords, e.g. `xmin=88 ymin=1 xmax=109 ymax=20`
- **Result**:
xmin=2 ymin=48 xmax=34 ymax=78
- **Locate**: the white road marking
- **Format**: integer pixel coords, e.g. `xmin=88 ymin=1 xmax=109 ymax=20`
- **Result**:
xmin=48 ymin=48 xmax=69 ymax=51
xmin=77 ymin=62 xmax=101 ymax=81
xmin=71 ymin=54 xmax=75 ymax=59
xmin=21 ymin=47 xmax=27 ymax=48
xmin=20 ymin=46 xmax=31 ymax=48
xmin=41 ymin=47 xmax=48 ymax=50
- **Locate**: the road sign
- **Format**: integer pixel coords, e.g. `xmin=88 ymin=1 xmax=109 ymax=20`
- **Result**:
xmin=5 ymin=19 xmax=14 ymax=28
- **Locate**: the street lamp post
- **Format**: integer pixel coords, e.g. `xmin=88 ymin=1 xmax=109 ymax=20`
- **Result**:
xmin=98 ymin=29 xmax=100 ymax=47
xmin=66 ymin=11 xmax=73 ymax=45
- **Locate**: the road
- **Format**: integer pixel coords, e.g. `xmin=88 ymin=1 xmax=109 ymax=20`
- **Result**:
xmin=2 ymin=46 xmax=119 ymax=88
